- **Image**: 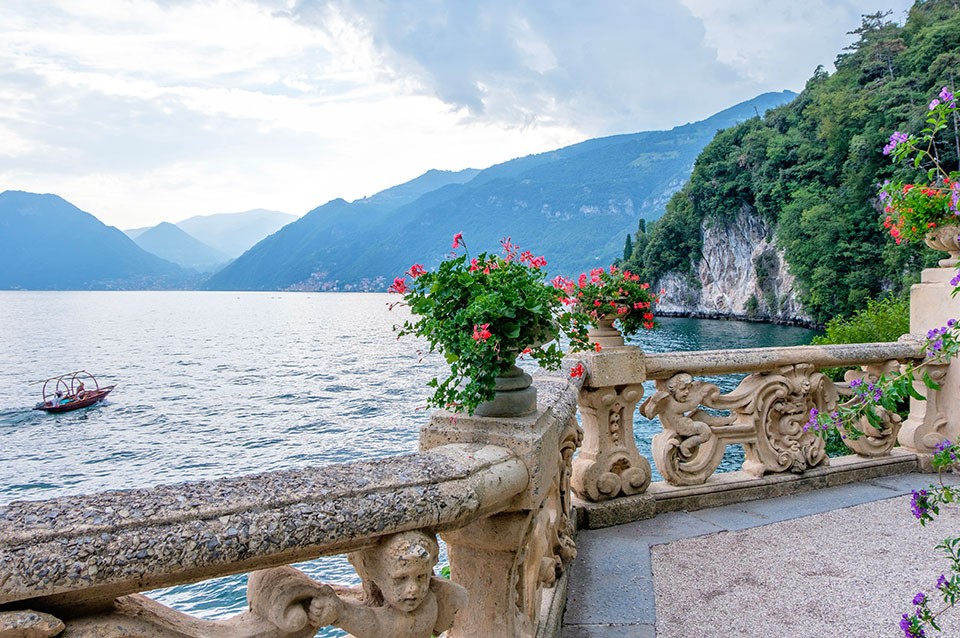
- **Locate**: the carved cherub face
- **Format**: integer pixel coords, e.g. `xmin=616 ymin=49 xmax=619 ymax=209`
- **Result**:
xmin=666 ymin=373 xmax=693 ymax=402
xmin=379 ymin=555 xmax=433 ymax=612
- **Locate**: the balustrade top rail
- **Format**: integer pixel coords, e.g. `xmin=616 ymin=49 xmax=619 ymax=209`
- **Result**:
xmin=0 ymin=443 xmax=528 ymax=612
xmin=644 ymin=339 xmax=925 ymax=378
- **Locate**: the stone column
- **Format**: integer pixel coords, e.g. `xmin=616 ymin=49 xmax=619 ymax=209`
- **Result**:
xmin=900 ymin=266 xmax=960 ymax=459
xmin=569 ymin=347 xmax=652 ymax=501
xmin=419 ymin=378 xmax=580 ymax=638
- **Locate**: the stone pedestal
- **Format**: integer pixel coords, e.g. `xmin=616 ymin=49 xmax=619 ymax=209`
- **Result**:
xmin=900 ymin=267 xmax=960 ymax=454
xmin=420 ymin=379 xmax=580 ymax=638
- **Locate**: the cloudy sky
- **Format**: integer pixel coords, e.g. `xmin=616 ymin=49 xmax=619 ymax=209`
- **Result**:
xmin=2 ymin=0 xmax=915 ymax=229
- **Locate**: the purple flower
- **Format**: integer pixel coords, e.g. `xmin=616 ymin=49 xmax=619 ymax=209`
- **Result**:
xmin=937 ymin=574 xmax=948 ymax=590
xmin=913 ymin=592 xmax=926 ymax=606
xmin=911 ymin=489 xmax=929 ymax=519
xmin=901 ymin=612 xmax=926 ymax=637
xmin=884 ymin=131 xmax=909 ymax=155
xmin=850 ymin=378 xmax=863 ymax=389
xmin=803 ymin=407 xmax=819 ymax=432
xmin=940 ymin=86 xmax=956 ymax=107
xmin=935 ymin=440 xmax=953 ymax=452
xmin=951 ymin=272 xmax=960 ymax=287
xmin=930 ymin=98 xmax=941 ymax=110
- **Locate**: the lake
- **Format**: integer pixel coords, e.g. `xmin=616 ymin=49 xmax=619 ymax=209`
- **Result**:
xmin=0 ymin=291 xmax=814 ymax=633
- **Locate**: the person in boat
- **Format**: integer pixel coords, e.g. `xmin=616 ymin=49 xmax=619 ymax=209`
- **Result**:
xmin=75 ymin=382 xmax=85 ymax=400
xmin=55 ymin=390 xmax=68 ymax=405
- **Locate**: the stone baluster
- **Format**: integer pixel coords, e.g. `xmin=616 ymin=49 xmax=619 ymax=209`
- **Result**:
xmin=419 ymin=375 xmax=581 ymax=638
xmin=900 ymin=263 xmax=960 ymax=460
xmin=569 ymin=347 xmax=651 ymax=501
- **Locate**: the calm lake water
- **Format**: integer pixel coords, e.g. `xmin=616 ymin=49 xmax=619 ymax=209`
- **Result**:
xmin=0 ymin=291 xmax=814 ymax=634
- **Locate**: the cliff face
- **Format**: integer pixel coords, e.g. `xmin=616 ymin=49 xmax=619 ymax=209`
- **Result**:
xmin=654 ymin=206 xmax=813 ymax=325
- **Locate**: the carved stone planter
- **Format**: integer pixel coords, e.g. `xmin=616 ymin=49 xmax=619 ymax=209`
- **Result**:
xmin=587 ymin=315 xmax=625 ymax=348
xmin=924 ymin=224 xmax=960 ymax=267
xmin=474 ymin=364 xmax=537 ymax=417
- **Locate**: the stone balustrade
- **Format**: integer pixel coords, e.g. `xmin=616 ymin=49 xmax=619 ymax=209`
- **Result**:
xmin=2 ymin=264 xmax=957 ymax=638
xmin=0 ymin=376 xmax=581 ymax=638
xmin=571 ymin=337 xmax=938 ymax=502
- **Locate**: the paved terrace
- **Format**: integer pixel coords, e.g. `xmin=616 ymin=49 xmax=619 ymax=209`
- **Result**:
xmin=561 ymin=462 xmax=960 ymax=638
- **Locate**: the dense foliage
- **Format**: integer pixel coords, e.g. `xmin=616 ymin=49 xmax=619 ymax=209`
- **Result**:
xmin=811 ymin=294 xmax=911 ymax=346
xmin=624 ymin=0 xmax=960 ymax=323
xmin=390 ymin=235 xmax=591 ymax=414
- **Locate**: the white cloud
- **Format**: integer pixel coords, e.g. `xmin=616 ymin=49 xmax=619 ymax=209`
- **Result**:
xmin=0 ymin=0 xmax=919 ymax=228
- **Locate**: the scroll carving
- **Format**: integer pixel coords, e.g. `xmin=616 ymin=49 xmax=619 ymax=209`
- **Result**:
xmin=838 ymin=361 xmax=903 ymax=457
xmin=641 ymin=373 xmax=738 ymax=485
xmin=645 ymin=364 xmax=833 ymax=486
xmin=899 ymin=361 xmax=951 ymax=454
xmin=572 ymin=383 xmax=651 ymax=501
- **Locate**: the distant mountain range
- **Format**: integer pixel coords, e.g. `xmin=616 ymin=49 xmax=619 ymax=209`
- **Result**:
xmin=0 ymin=191 xmax=185 ymax=289
xmin=131 ymin=222 xmax=230 ymax=272
xmin=2 ymin=90 xmax=796 ymax=291
xmin=123 ymin=209 xmax=297 ymax=272
xmin=207 ymin=90 xmax=796 ymax=291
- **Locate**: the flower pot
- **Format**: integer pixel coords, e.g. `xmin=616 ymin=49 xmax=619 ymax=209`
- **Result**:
xmin=924 ymin=224 xmax=960 ymax=267
xmin=473 ymin=363 xmax=537 ymax=417
xmin=587 ymin=315 xmax=625 ymax=348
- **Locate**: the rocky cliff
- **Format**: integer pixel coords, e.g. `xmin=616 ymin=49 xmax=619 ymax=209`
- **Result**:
xmin=654 ymin=206 xmax=814 ymax=326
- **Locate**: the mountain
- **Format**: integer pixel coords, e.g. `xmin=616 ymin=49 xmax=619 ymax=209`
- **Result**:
xmin=132 ymin=222 xmax=230 ymax=272
xmin=204 ymin=168 xmax=492 ymax=291
xmin=207 ymin=91 xmax=797 ymax=291
xmin=625 ymin=1 xmax=960 ymax=324
xmin=175 ymin=209 xmax=298 ymax=258
xmin=0 ymin=191 xmax=186 ymax=289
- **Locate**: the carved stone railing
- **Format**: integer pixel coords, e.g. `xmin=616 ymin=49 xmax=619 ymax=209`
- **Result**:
xmin=0 ymin=369 xmax=588 ymax=638
xmin=569 ymin=336 xmax=954 ymax=499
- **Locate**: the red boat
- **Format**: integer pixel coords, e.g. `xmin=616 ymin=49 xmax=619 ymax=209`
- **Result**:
xmin=34 ymin=370 xmax=115 ymax=413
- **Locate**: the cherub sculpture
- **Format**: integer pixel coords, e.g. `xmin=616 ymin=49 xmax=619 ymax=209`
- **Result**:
xmin=307 ymin=530 xmax=468 ymax=638
xmin=642 ymin=372 xmax=730 ymax=456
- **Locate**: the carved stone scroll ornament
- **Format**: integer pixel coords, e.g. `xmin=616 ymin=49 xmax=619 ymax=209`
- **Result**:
xmin=899 ymin=361 xmax=951 ymax=454
xmin=515 ymin=415 xmax=582 ymax=628
xmin=572 ymin=383 xmax=651 ymax=501
xmin=735 ymin=364 xmax=830 ymax=476
xmin=645 ymin=365 xmax=832 ymax=486
xmin=838 ymin=361 xmax=903 ymax=457
xmin=641 ymin=373 xmax=737 ymax=486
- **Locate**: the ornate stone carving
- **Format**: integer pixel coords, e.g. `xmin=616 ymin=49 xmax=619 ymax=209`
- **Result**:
xmin=55 ymin=531 xmax=466 ymax=638
xmin=645 ymin=364 xmax=832 ymax=485
xmin=572 ymin=383 xmax=651 ymax=501
xmin=303 ymin=530 xmax=468 ymax=638
xmin=641 ymin=373 xmax=737 ymax=485
xmin=837 ymin=361 xmax=903 ymax=457
xmin=737 ymin=364 xmax=829 ymax=475
xmin=899 ymin=361 xmax=951 ymax=454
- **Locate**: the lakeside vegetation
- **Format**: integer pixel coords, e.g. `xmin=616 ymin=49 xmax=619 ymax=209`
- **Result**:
xmin=624 ymin=0 xmax=960 ymax=325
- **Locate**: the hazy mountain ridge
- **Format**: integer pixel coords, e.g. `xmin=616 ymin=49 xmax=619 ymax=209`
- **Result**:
xmin=208 ymin=90 xmax=796 ymax=291
xmin=175 ymin=209 xmax=297 ymax=258
xmin=132 ymin=222 xmax=230 ymax=272
xmin=0 ymin=191 xmax=186 ymax=289
xmin=3 ymin=91 xmax=796 ymax=291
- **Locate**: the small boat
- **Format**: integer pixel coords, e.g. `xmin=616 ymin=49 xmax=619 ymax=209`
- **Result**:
xmin=34 ymin=370 xmax=115 ymax=413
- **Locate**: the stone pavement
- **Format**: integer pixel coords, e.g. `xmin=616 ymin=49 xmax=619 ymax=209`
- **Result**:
xmin=562 ymin=472 xmax=960 ymax=637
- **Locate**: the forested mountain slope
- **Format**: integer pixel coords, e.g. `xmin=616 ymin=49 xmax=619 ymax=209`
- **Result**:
xmin=625 ymin=0 xmax=959 ymax=324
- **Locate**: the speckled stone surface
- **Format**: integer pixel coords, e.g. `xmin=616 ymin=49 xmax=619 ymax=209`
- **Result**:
xmin=0 ymin=444 xmax=527 ymax=609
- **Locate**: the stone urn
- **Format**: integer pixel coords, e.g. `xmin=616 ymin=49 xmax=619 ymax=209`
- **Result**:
xmin=925 ymin=224 xmax=960 ymax=267
xmin=473 ymin=363 xmax=537 ymax=417
xmin=587 ymin=315 xmax=625 ymax=348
